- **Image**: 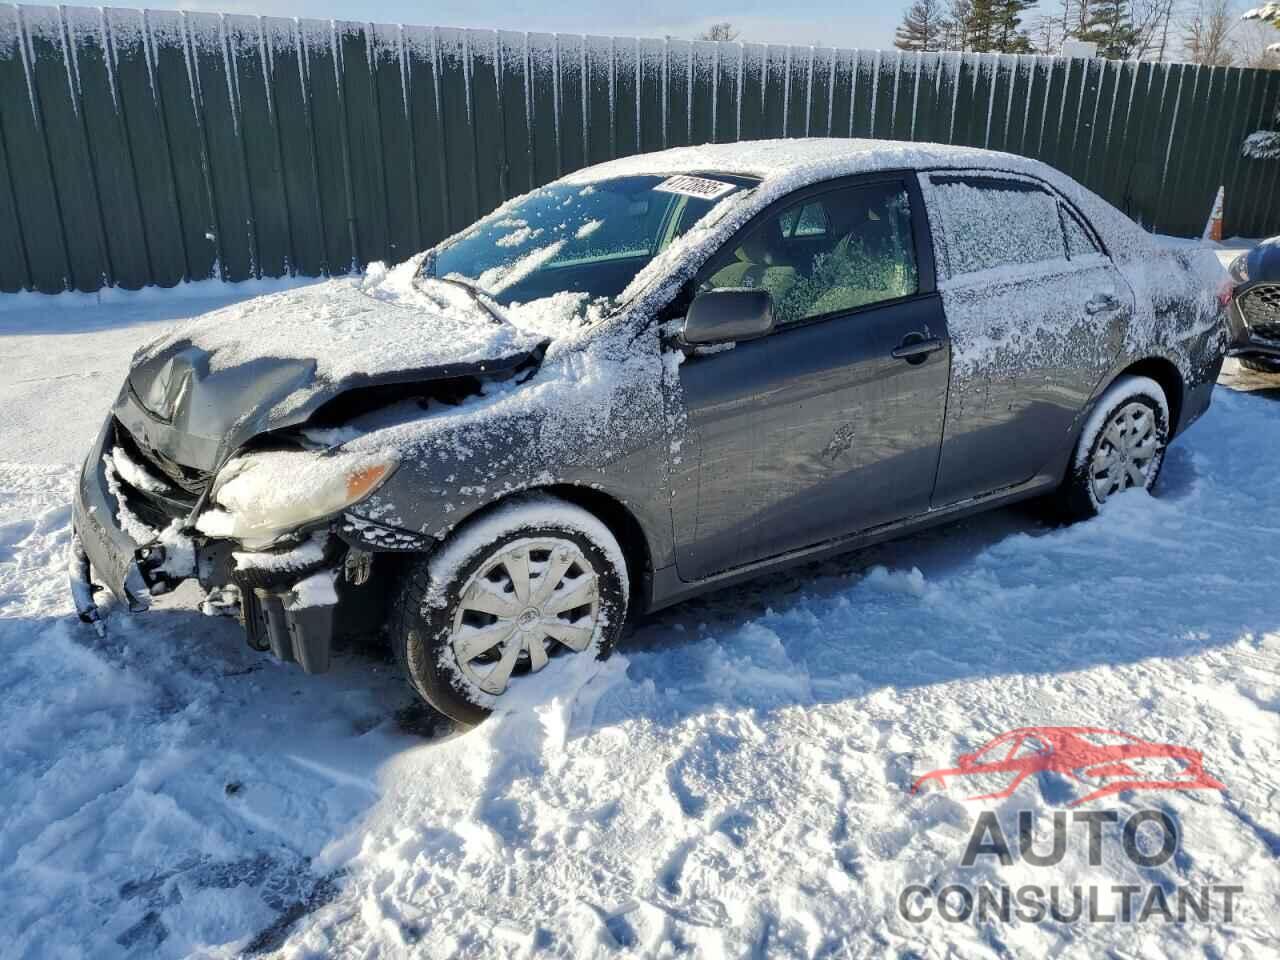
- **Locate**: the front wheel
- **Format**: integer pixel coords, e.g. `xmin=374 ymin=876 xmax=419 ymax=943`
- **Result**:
xmin=1057 ymin=374 xmax=1170 ymax=521
xmin=391 ymin=495 xmax=629 ymax=725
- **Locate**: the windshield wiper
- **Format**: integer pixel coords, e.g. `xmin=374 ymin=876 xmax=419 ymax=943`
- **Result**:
xmin=418 ymin=263 xmax=506 ymax=326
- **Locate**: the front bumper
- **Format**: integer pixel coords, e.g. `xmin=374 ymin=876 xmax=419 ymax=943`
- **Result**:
xmin=1228 ymin=282 xmax=1280 ymax=360
xmin=72 ymin=420 xmax=155 ymax=616
xmin=69 ymin=417 xmax=349 ymax=673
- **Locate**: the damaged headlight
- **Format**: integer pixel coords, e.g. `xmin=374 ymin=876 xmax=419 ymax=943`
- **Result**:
xmin=196 ymin=449 xmax=398 ymax=548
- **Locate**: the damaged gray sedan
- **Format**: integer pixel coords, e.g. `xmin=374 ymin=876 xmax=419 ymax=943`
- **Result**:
xmin=72 ymin=139 xmax=1231 ymax=724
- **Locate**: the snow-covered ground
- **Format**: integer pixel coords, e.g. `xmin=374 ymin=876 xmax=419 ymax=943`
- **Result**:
xmin=3 ymin=247 xmax=1279 ymax=958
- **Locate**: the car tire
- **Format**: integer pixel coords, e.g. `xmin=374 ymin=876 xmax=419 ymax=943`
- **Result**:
xmin=390 ymin=494 xmax=629 ymax=725
xmin=1057 ymin=374 xmax=1170 ymax=521
xmin=1238 ymin=356 xmax=1280 ymax=375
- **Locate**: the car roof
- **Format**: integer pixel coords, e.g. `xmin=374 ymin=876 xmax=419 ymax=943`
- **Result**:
xmin=563 ymin=137 xmax=1048 ymax=191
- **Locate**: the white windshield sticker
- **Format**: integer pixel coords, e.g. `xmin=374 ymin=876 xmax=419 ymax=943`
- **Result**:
xmin=653 ymin=175 xmax=736 ymax=200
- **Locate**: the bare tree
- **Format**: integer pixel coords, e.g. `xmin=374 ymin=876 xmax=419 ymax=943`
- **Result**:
xmin=1129 ymin=0 xmax=1176 ymax=59
xmin=696 ymin=22 xmax=740 ymax=41
xmin=1071 ymin=0 xmax=1091 ymax=35
xmin=1056 ymin=0 xmax=1078 ymax=40
xmin=1031 ymin=10 xmax=1066 ymax=50
xmin=1183 ymin=0 xmax=1237 ymax=65
xmin=940 ymin=0 xmax=975 ymax=48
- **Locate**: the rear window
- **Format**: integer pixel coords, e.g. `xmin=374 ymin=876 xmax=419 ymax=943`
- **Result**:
xmin=930 ymin=175 xmax=1066 ymax=276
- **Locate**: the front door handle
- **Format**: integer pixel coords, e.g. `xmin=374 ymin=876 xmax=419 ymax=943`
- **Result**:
xmin=1085 ymin=293 xmax=1120 ymax=315
xmin=892 ymin=335 xmax=945 ymax=363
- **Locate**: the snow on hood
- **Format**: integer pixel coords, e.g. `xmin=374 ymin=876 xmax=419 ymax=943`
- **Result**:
xmin=126 ymin=257 xmax=551 ymax=458
xmin=135 ymin=256 xmax=545 ymax=392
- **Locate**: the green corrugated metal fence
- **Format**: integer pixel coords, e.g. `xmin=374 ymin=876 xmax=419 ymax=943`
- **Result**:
xmin=1 ymin=4 xmax=1278 ymax=294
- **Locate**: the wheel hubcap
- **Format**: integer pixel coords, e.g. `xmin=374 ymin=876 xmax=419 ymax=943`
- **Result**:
xmin=450 ymin=539 xmax=600 ymax=696
xmin=1089 ymin=401 xmax=1163 ymax=504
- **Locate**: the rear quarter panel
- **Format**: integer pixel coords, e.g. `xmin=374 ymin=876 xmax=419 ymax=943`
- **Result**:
xmin=1107 ymin=240 xmax=1228 ymax=436
xmin=1047 ymin=169 xmax=1229 ymax=379
xmin=1016 ymin=163 xmax=1228 ymax=440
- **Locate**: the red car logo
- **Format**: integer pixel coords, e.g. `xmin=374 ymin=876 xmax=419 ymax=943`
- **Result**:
xmin=912 ymin=726 xmax=1224 ymax=807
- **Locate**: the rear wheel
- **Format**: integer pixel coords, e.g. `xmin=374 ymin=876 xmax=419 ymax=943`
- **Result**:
xmin=391 ymin=495 xmax=628 ymax=725
xmin=1057 ymin=375 xmax=1170 ymax=521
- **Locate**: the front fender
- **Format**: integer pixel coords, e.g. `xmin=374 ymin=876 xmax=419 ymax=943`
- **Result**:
xmin=341 ymin=333 xmax=678 ymax=571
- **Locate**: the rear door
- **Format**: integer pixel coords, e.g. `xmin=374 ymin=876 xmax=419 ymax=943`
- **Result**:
xmin=670 ymin=175 xmax=951 ymax=582
xmin=923 ymin=172 xmax=1132 ymax=506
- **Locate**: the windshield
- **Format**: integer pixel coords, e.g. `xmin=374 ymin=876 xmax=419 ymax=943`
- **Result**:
xmin=426 ymin=174 xmax=754 ymax=313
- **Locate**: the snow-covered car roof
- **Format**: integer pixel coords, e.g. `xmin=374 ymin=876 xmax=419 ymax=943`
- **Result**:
xmin=565 ymin=137 xmax=1059 ymax=190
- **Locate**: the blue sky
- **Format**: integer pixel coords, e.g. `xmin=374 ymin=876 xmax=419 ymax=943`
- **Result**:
xmin=133 ymin=0 xmax=903 ymax=49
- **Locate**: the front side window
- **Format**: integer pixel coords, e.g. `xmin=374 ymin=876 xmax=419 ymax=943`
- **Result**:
xmin=930 ymin=175 xmax=1065 ymax=277
xmin=780 ymin=202 xmax=830 ymax=238
xmin=426 ymin=173 xmax=753 ymax=315
xmin=699 ymin=182 xmax=919 ymax=327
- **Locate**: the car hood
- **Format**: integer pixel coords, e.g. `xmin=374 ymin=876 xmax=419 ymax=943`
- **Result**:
xmin=122 ymin=263 xmax=549 ymax=471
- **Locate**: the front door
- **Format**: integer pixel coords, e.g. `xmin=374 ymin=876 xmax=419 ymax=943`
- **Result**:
xmin=669 ymin=176 xmax=950 ymax=582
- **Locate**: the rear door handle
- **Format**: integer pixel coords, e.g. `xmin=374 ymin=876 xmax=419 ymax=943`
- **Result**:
xmin=892 ymin=336 xmax=945 ymax=361
xmin=1085 ymin=293 xmax=1120 ymax=315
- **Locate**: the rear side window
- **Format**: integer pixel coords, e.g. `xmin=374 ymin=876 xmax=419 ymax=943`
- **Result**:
xmin=1061 ymin=206 xmax=1101 ymax=259
xmin=930 ymin=176 xmax=1065 ymax=276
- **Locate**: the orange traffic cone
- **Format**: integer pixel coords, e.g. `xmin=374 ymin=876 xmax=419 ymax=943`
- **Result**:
xmin=1202 ymin=185 xmax=1224 ymax=242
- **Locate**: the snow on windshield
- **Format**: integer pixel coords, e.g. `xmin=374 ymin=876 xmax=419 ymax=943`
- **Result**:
xmin=473 ymin=241 xmax=566 ymax=294
xmin=430 ymin=175 xmax=742 ymax=309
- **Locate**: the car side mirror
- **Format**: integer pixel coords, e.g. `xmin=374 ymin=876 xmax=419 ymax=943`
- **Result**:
xmin=681 ymin=288 xmax=775 ymax=345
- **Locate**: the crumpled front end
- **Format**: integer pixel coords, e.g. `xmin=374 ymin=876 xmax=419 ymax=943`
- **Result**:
xmin=71 ymin=416 xmax=164 ymax=629
xmin=68 ymin=278 xmax=554 ymax=671
xmin=70 ymin=407 xmax=418 ymax=674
